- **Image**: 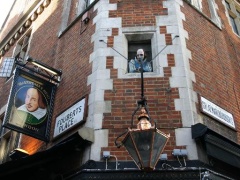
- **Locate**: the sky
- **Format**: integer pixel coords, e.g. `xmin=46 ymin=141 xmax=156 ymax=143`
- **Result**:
xmin=0 ymin=0 xmax=15 ymax=29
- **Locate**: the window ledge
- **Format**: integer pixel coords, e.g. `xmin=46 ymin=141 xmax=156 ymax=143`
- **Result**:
xmin=119 ymin=71 xmax=164 ymax=79
xmin=183 ymin=0 xmax=222 ymax=30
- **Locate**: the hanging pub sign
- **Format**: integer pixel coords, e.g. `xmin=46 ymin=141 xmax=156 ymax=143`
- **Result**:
xmin=3 ymin=67 xmax=57 ymax=142
xmin=53 ymin=96 xmax=88 ymax=139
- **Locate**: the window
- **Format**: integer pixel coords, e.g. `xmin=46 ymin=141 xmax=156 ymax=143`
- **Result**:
xmin=77 ymin=0 xmax=95 ymax=16
xmin=125 ymin=33 xmax=154 ymax=73
xmin=0 ymin=115 xmax=10 ymax=137
xmin=187 ymin=0 xmax=202 ymax=11
xmin=118 ymin=26 xmax=168 ymax=78
xmin=0 ymin=134 xmax=11 ymax=163
xmin=225 ymin=1 xmax=231 ymax=9
xmin=0 ymin=131 xmax=20 ymax=163
xmin=237 ymin=10 xmax=240 ymax=17
xmin=0 ymin=29 xmax=32 ymax=78
xmin=0 ymin=115 xmax=11 ymax=163
xmin=0 ymin=115 xmax=3 ymax=136
xmin=230 ymin=15 xmax=239 ymax=34
xmin=225 ymin=0 xmax=240 ymax=36
xmin=59 ymin=0 xmax=96 ymax=36
xmin=0 ymin=113 xmax=22 ymax=163
xmin=14 ymin=29 xmax=32 ymax=61
xmin=208 ymin=0 xmax=221 ymax=26
xmin=0 ymin=57 xmax=15 ymax=77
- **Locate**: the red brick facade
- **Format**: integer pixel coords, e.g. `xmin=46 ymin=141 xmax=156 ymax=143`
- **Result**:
xmin=0 ymin=0 xmax=240 ymax=178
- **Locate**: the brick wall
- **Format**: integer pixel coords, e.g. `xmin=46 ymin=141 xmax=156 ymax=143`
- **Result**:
xmin=0 ymin=0 xmax=95 ymax=154
xmin=182 ymin=1 xmax=240 ymax=143
xmin=1 ymin=0 xmax=240 ymax=165
xmin=101 ymin=0 xmax=184 ymax=161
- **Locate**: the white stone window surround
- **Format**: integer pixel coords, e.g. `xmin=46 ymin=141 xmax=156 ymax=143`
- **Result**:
xmin=88 ymin=0 xmax=193 ymax=161
xmin=114 ymin=26 xmax=180 ymax=79
xmin=208 ymin=0 xmax=222 ymax=27
xmin=76 ymin=0 xmax=95 ymax=16
xmin=59 ymin=0 xmax=98 ymax=37
xmin=186 ymin=0 xmax=221 ymax=28
xmin=187 ymin=0 xmax=203 ymax=11
xmin=224 ymin=0 xmax=240 ymax=36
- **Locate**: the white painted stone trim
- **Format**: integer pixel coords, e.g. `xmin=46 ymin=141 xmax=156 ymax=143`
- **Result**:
xmin=163 ymin=0 xmax=198 ymax=159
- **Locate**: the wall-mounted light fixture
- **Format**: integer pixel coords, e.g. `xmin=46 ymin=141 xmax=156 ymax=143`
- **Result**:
xmin=26 ymin=56 xmax=62 ymax=76
xmin=15 ymin=55 xmax=62 ymax=84
xmin=115 ymin=56 xmax=170 ymax=171
xmin=9 ymin=148 xmax=29 ymax=160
